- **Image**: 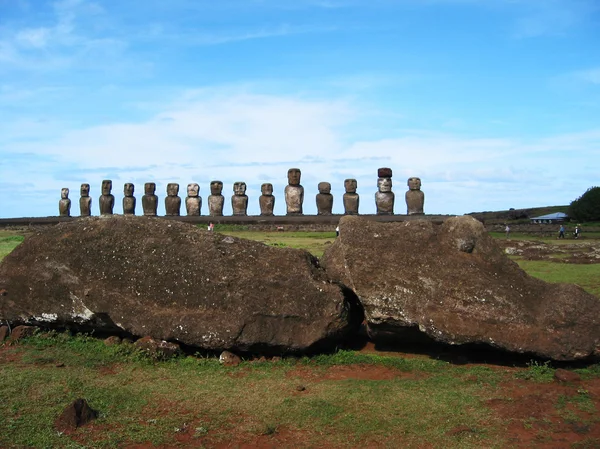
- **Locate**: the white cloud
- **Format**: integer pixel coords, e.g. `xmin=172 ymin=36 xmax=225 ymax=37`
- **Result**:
xmin=1 ymin=88 xmax=598 ymax=218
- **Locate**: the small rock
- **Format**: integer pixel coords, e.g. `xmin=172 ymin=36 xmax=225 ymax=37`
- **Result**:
xmin=554 ymin=368 xmax=581 ymax=383
xmin=222 ymin=236 xmax=235 ymax=244
xmin=55 ymin=398 xmax=98 ymax=432
xmin=271 ymin=356 xmax=282 ymax=362
xmin=134 ymin=336 xmax=181 ymax=360
xmin=103 ymin=336 xmax=122 ymax=346
xmin=0 ymin=325 xmax=8 ymax=342
xmin=446 ymin=425 xmax=475 ymax=436
xmin=55 ymin=362 xmax=65 ymax=368
xmin=219 ymin=350 xmax=241 ymax=366
xmin=8 ymin=325 xmax=36 ymax=342
xmin=296 ymin=385 xmax=306 ymax=392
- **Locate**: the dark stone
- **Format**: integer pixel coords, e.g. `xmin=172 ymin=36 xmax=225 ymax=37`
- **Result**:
xmin=55 ymin=398 xmax=98 ymax=432
xmin=554 ymin=368 xmax=581 ymax=383
xmin=316 ymin=182 xmax=333 ymax=216
xmin=9 ymin=325 xmax=36 ymax=341
xmin=343 ymin=179 xmax=359 ymax=215
xmin=185 ymin=183 xmax=202 ymax=216
xmin=259 ymin=183 xmax=275 ymax=217
xmin=296 ymin=385 xmax=306 ymax=391
xmin=231 ymin=182 xmax=248 ymax=216
xmin=164 ymin=183 xmax=181 ymax=216
xmin=219 ymin=350 xmax=241 ymax=366
xmin=99 ymin=180 xmax=114 ymax=215
xmin=58 ymin=188 xmax=71 ymax=217
xmin=377 ymin=167 xmax=393 ymax=178
xmin=123 ymin=183 xmax=136 ymax=215
xmin=142 ymin=183 xmax=158 ymax=216
xmin=0 ymin=216 xmax=361 ymax=354
xmin=208 ymin=181 xmax=224 ymax=217
xmin=0 ymin=325 xmax=8 ymax=341
xmin=321 ymin=215 xmax=600 ymax=361
xmin=134 ymin=336 xmax=181 ymax=359
xmin=405 ymin=177 xmax=424 ymax=215
xmin=79 ymin=184 xmax=91 ymax=217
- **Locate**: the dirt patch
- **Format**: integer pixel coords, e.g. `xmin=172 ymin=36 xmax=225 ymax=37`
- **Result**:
xmin=486 ymin=378 xmax=600 ymax=448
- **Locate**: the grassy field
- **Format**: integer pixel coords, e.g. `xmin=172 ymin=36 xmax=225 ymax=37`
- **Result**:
xmin=2 ymin=226 xmax=600 ymax=447
xmin=2 ymin=332 xmax=600 ymax=448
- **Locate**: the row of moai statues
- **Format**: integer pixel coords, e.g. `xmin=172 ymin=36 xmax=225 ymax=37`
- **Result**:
xmin=58 ymin=168 xmax=424 ymax=217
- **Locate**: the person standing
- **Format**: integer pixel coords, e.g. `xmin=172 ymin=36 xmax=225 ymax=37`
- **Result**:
xmin=558 ymin=224 xmax=565 ymax=239
xmin=505 ymin=225 xmax=510 ymax=239
xmin=575 ymin=225 xmax=581 ymax=239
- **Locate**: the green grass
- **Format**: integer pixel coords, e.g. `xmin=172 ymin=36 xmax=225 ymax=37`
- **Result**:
xmin=0 ymin=235 xmax=24 ymax=260
xmin=0 ymin=333 xmax=507 ymax=448
xmin=218 ymin=230 xmax=337 ymax=257
xmin=513 ymin=260 xmax=600 ymax=297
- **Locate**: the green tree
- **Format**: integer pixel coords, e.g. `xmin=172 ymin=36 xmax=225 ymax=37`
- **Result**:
xmin=568 ymin=186 xmax=600 ymax=222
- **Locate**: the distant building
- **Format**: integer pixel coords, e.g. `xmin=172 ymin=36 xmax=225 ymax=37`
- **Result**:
xmin=530 ymin=212 xmax=568 ymax=224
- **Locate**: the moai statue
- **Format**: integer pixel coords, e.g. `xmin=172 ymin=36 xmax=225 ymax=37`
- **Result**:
xmin=164 ymin=183 xmax=181 ymax=216
xmin=375 ymin=167 xmax=394 ymax=215
xmin=259 ymin=183 xmax=275 ymax=216
xmin=208 ymin=180 xmax=224 ymax=217
xmin=123 ymin=183 xmax=136 ymax=215
xmin=405 ymin=177 xmax=425 ymax=215
xmin=284 ymin=168 xmax=304 ymax=215
xmin=316 ymin=182 xmax=333 ymax=215
xmin=231 ymin=182 xmax=248 ymax=216
xmin=79 ymin=183 xmax=91 ymax=216
xmin=142 ymin=182 xmax=158 ymax=216
xmin=343 ymin=178 xmax=359 ymax=215
xmin=58 ymin=188 xmax=71 ymax=217
xmin=99 ymin=180 xmax=115 ymax=215
xmin=185 ymin=183 xmax=202 ymax=216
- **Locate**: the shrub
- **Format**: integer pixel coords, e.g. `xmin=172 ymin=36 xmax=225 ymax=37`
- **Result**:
xmin=568 ymin=186 xmax=600 ymax=222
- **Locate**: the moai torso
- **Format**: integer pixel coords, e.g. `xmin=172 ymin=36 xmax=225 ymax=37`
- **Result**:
xmin=208 ymin=181 xmax=224 ymax=217
xmin=316 ymin=182 xmax=333 ymax=215
xmin=375 ymin=168 xmax=394 ymax=215
xmin=231 ymin=182 xmax=248 ymax=216
xmin=405 ymin=177 xmax=424 ymax=215
xmin=343 ymin=178 xmax=359 ymax=215
xmin=185 ymin=183 xmax=202 ymax=216
xmin=99 ymin=180 xmax=115 ymax=215
xmin=165 ymin=183 xmax=181 ymax=216
xmin=58 ymin=188 xmax=71 ymax=217
xmin=79 ymin=184 xmax=91 ymax=216
xmin=142 ymin=183 xmax=158 ymax=216
xmin=123 ymin=183 xmax=136 ymax=215
xmin=285 ymin=168 xmax=304 ymax=215
xmin=259 ymin=183 xmax=275 ymax=216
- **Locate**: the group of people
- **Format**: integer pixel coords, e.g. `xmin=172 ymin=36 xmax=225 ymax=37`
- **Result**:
xmin=558 ymin=224 xmax=581 ymax=239
xmin=505 ymin=223 xmax=582 ymax=239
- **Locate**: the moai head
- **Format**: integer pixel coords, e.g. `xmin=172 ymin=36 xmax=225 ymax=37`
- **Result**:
xmin=187 ymin=183 xmax=199 ymax=197
xmin=318 ymin=182 xmax=331 ymax=194
xmin=210 ymin=181 xmax=223 ymax=195
xmin=344 ymin=179 xmax=357 ymax=194
xmin=377 ymin=177 xmax=392 ymax=193
xmin=287 ymin=168 xmax=301 ymax=186
xmin=144 ymin=182 xmax=156 ymax=195
xmin=61 ymin=188 xmax=69 ymax=199
xmin=261 ymin=183 xmax=273 ymax=196
xmin=124 ymin=183 xmax=134 ymax=197
xmin=101 ymin=180 xmax=112 ymax=195
xmin=167 ymin=183 xmax=179 ymax=196
xmin=80 ymin=184 xmax=90 ymax=197
xmin=407 ymin=177 xmax=422 ymax=190
xmin=233 ymin=182 xmax=247 ymax=196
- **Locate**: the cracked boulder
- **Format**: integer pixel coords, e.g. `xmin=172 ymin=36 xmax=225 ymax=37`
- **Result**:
xmin=0 ymin=216 xmax=361 ymax=354
xmin=321 ymin=215 xmax=600 ymax=361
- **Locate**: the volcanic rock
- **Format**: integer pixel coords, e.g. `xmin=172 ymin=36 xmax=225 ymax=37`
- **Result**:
xmin=321 ymin=215 xmax=600 ymax=361
xmin=0 ymin=216 xmax=361 ymax=354
xmin=55 ymin=398 xmax=98 ymax=432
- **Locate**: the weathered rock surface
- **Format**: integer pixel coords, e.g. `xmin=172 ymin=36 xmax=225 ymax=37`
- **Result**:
xmin=0 ymin=216 xmax=361 ymax=354
xmin=321 ymin=215 xmax=600 ymax=361
xmin=55 ymin=398 xmax=98 ymax=432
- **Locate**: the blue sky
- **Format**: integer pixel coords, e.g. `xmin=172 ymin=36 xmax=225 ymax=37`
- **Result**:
xmin=1 ymin=0 xmax=599 ymax=217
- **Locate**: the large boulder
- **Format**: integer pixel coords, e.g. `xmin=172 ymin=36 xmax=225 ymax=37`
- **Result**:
xmin=322 ymin=215 xmax=600 ymax=361
xmin=0 ymin=216 xmax=361 ymax=354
